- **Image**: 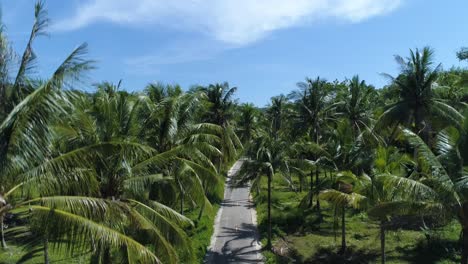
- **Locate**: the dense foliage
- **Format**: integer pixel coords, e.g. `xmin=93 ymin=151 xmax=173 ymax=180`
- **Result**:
xmin=3 ymin=1 xmax=468 ymax=264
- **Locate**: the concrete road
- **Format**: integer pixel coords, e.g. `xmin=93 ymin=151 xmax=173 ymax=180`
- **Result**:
xmin=204 ymin=160 xmax=264 ymax=264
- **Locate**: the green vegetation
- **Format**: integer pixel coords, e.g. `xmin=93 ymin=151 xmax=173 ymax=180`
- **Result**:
xmin=235 ymin=48 xmax=468 ymax=263
xmin=253 ymin=175 xmax=461 ymax=263
xmin=3 ymin=1 xmax=468 ymax=264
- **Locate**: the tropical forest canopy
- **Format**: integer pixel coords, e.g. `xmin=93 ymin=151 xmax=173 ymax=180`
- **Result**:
xmin=3 ymin=1 xmax=468 ymax=264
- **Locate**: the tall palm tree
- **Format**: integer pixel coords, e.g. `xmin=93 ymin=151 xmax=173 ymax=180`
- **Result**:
xmin=364 ymin=146 xmax=436 ymax=264
xmin=237 ymin=134 xmax=294 ymax=249
xmin=378 ymin=47 xmax=463 ymax=145
xmin=266 ymin=95 xmax=288 ymax=139
xmin=290 ymin=77 xmax=337 ymax=209
xmin=201 ymin=82 xmax=242 ymax=170
xmin=337 ymin=75 xmax=375 ymax=137
xmin=320 ymin=172 xmax=367 ymax=254
xmin=236 ymin=103 xmax=260 ymax=145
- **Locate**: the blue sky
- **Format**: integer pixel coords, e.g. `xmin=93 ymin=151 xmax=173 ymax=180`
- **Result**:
xmin=2 ymin=0 xmax=468 ymax=106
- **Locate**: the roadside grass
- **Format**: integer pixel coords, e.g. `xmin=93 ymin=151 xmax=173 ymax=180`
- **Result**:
xmin=0 ymin=244 xmax=90 ymax=264
xmin=253 ymin=175 xmax=461 ymax=264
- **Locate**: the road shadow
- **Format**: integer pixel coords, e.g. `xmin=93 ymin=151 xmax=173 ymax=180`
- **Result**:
xmin=205 ymin=223 xmax=263 ymax=263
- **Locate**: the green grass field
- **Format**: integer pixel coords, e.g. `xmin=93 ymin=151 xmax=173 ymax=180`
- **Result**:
xmin=253 ymin=175 xmax=461 ymax=264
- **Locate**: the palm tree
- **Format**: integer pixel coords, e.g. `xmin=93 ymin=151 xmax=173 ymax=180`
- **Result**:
xmin=266 ymin=95 xmax=288 ymax=139
xmin=200 ymin=83 xmax=242 ymax=171
xmin=290 ymin=77 xmax=337 ymax=209
xmin=378 ymin=47 xmax=463 ymax=145
xmin=50 ymin=85 xmax=221 ymax=262
xmin=236 ymin=103 xmax=260 ymax=145
xmin=237 ymin=133 xmax=294 ymax=249
xmin=0 ymin=2 xmax=95 ymax=258
xmin=337 ymin=75 xmax=375 ymax=137
xmin=364 ymin=146 xmax=436 ymax=264
xmin=319 ymin=172 xmax=367 ymax=254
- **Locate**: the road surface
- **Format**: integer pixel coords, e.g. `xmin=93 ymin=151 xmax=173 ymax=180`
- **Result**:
xmin=204 ymin=160 xmax=264 ymax=263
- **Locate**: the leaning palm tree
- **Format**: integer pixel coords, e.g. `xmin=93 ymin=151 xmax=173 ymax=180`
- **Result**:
xmin=0 ymin=2 xmax=96 ymax=257
xmin=377 ymin=47 xmax=463 ymax=145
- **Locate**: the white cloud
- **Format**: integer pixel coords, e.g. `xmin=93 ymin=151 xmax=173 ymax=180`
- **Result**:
xmin=55 ymin=0 xmax=403 ymax=45
xmin=123 ymin=40 xmax=224 ymax=75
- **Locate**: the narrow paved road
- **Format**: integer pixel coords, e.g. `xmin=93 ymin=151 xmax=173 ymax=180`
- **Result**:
xmin=204 ymin=160 xmax=264 ymax=263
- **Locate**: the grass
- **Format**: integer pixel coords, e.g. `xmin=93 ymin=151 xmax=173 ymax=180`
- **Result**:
xmin=183 ymin=204 xmax=220 ymax=263
xmin=253 ymin=174 xmax=461 ymax=264
xmin=0 ymin=244 xmax=90 ymax=264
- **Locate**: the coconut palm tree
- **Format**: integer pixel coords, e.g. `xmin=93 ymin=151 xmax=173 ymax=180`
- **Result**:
xmin=290 ymin=77 xmax=338 ymax=209
xmin=364 ymin=146 xmax=437 ymax=264
xmin=378 ymin=47 xmax=463 ymax=145
xmin=236 ymin=103 xmax=260 ymax=145
xmin=236 ymin=133 xmax=295 ymax=249
xmin=336 ymin=75 xmax=375 ymax=137
xmin=200 ymin=82 xmax=242 ymax=171
xmin=320 ymin=172 xmax=367 ymax=254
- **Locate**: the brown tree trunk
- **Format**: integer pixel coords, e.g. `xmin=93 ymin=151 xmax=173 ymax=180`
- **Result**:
xmin=267 ymin=173 xmax=272 ymax=249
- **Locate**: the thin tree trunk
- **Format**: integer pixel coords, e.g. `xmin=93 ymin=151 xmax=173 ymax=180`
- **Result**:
xmin=197 ymin=180 xmax=208 ymax=221
xmin=180 ymin=193 xmax=184 ymax=215
xmin=103 ymin=246 xmax=112 ymax=264
xmin=197 ymin=197 xmax=205 ymax=221
xmin=299 ymin=174 xmax=303 ymax=193
xmin=0 ymin=215 xmax=6 ymax=249
xmin=308 ymin=170 xmax=314 ymax=208
xmin=341 ymin=205 xmax=346 ymax=254
xmin=380 ymin=220 xmax=386 ymax=264
xmin=43 ymin=237 xmax=50 ymax=264
xmin=315 ymin=167 xmax=320 ymax=212
xmin=462 ymin=227 xmax=468 ymax=264
xmin=267 ymin=173 xmax=272 ymax=249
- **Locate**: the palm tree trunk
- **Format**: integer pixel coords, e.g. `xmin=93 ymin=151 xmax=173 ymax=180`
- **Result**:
xmin=315 ymin=167 xmax=320 ymax=212
xmin=267 ymin=173 xmax=272 ymax=249
xmin=462 ymin=227 xmax=468 ymax=264
xmin=197 ymin=180 xmax=208 ymax=221
xmin=380 ymin=220 xmax=386 ymax=264
xmin=340 ymin=205 xmax=346 ymax=254
xmin=103 ymin=246 xmax=112 ymax=264
xmin=0 ymin=215 xmax=7 ymax=249
xmin=43 ymin=237 xmax=50 ymax=264
xmin=299 ymin=175 xmax=303 ymax=193
xmin=180 ymin=193 xmax=184 ymax=215
xmin=308 ymin=170 xmax=314 ymax=208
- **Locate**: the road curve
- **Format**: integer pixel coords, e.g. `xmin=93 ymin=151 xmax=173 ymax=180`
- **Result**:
xmin=204 ymin=159 xmax=264 ymax=264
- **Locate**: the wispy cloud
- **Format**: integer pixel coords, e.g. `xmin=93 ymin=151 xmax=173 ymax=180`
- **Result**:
xmin=123 ymin=39 xmax=225 ymax=75
xmin=55 ymin=0 xmax=403 ymax=45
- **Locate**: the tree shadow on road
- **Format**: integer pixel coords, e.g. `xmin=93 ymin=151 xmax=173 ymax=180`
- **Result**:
xmin=205 ymin=223 xmax=263 ymax=263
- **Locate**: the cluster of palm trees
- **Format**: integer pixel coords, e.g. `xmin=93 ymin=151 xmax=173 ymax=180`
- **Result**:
xmin=237 ymin=48 xmax=468 ymax=263
xmin=4 ymin=1 xmax=468 ymax=264
xmin=0 ymin=3 xmax=242 ymax=263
